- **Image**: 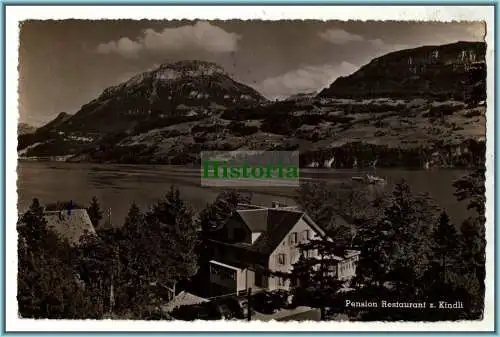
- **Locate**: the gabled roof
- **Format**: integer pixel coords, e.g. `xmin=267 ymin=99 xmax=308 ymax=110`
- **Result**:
xmin=213 ymin=204 xmax=349 ymax=264
xmin=250 ymin=209 xmax=305 ymax=256
xmin=44 ymin=209 xmax=96 ymax=246
xmin=231 ymin=208 xmax=311 ymax=256
xmin=235 ymin=209 xmax=269 ymax=233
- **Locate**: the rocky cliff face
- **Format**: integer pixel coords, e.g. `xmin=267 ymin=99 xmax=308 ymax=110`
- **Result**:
xmin=318 ymin=41 xmax=486 ymax=102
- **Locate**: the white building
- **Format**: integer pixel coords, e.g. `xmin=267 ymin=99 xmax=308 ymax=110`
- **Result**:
xmin=207 ymin=203 xmax=360 ymax=296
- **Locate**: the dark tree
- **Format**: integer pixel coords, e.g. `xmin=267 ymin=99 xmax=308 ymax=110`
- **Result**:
xmin=294 ymin=182 xmax=337 ymax=229
xmin=432 ymin=211 xmax=458 ymax=282
xmin=452 ymin=168 xmax=486 ymax=218
xmin=17 ymin=199 xmax=99 ymax=318
xmin=288 ymin=238 xmax=345 ymax=320
xmin=76 ymin=203 xmax=149 ymax=317
xmin=295 ymin=181 xmax=385 ymax=245
xmin=453 ymin=168 xmax=486 ymax=315
xmin=199 ymin=190 xmax=252 ymax=235
xmin=45 ymin=200 xmax=85 ymax=212
xmin=87 ymin=196 xmax=103 ymax=229
xmin=124 ymin=202 xmax=142 ymax=233
xmin=356 ymin=181 xmax=437 ymax=292
xmin=145 ymin=187 xmax=200 ymax=288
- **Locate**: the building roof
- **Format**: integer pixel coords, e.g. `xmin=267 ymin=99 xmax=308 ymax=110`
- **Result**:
xmin=44 ymin=209 xmax=96 ymax=245
xmin=231 ymin=207 xmax=328 ymax=256
xmin=161 ymin=291 xmax=208 ymax=313
xmin=250 ymin=209 xmax=305 ymax=256
xmin=235 ymin=209 xmax=269 ymax=232
xmin=209 ymin=259 xmax=246 ymax=271
xmin=211 ymin=204 xmax=349 ymax=269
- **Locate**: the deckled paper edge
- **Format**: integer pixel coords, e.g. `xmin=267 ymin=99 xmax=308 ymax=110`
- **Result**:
xmin=5 ymin=5 xmax=495 ymax=332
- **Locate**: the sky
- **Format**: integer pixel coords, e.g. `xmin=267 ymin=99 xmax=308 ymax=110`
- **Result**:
xmin=18 ymin=20 xmax=485 ymax=126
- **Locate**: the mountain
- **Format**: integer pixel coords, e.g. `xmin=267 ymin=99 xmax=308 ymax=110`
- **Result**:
xmin=318 ymin=41 xmax=486 ymax=102
xmin=38 ymin=112 xmax=72 ymax=132
xmin=18 ymin=44 xmax=486 ymax=168
xmin=18 ymin=60 xmax=266 ymax=157
xmin=18 ymin=123 xmax=36 ymax=135
xmin=61 ymin=60 xmax=266 ymax=135
xmin=286 ymin=92 xmax=317 ymax=102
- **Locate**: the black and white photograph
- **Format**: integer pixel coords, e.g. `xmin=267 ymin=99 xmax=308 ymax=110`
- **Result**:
xmin=9 ymin=6 xmax=494 ymax=330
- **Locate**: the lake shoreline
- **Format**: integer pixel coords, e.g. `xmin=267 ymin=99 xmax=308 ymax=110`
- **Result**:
xmin=17 ymin=161 xmax=473 ymax=227
xmin=17 ymin=158 xmax=477 ymax=172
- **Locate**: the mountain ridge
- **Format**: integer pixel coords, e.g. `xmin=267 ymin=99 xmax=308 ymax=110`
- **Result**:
xmin=318 ymin=41 xmax=486 ymax=101
xmin=18 ymin=42 xmax=486 ymax=169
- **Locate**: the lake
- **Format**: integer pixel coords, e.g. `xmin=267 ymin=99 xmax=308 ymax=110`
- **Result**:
xmin=17 ymin=161 xmax=473 ymax=226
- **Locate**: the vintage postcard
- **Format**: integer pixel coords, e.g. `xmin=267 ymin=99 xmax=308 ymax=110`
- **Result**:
xmin=6 ymin=5 xmax=495 ymax=332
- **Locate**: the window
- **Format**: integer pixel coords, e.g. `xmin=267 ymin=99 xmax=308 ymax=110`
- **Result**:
xmin=278 ymin=253 xmax=286 ymax=265
xmin=289 ymin=232 xmax=298 ymax=245
xmin=305 ymin=229 xmax=310 ymax=240
xmin=299 ymin=230 xmax=309 ymax=243
xmin=278 ymin=277 xmax=285 ymax=286
xmin=210 ymin=263 xmax=236 ymax=281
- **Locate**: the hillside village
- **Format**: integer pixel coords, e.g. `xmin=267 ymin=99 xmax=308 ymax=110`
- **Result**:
xmin=18 ymin=41 xmax=486 ymax=169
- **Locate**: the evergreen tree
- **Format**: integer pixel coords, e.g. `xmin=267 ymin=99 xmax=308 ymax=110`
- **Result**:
xmin=199 ymin=190 xmax=252 ymax=236
xmin=289 ymin=238 xmax=345 ymax=320
xmin=356 ymin=181 xmax=437 ymax=293
xmin=45 ymin=200 xmax=84 ymax=212
xmin=453 ymin=168 xmax=486 ymax=316
xmin=432 ymin=211 xmax=458 ymax=282
xmin=145 ymin=187 xmax=200 ymax=288
xmin=118 ymin=203 xmax=154 ymax=315
xmin=75 ymin=202 xmax=150 ymax=317
xmin=17 ymin=199 xmax=99 ymax=318
xmin=295 ymin=181 xmax=386 ymax=244
xmin=124 ymin=202 xmax=142 ymax=233
xmin=18 ymin=198 xmax=48 ymax=249
xmin=294 ymin=182 xmax=337 ymax=229
xmin=87 ymin=196 xmax=103 ymax=230
xmin=452 ymin=168 xmax=486 ymax=218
